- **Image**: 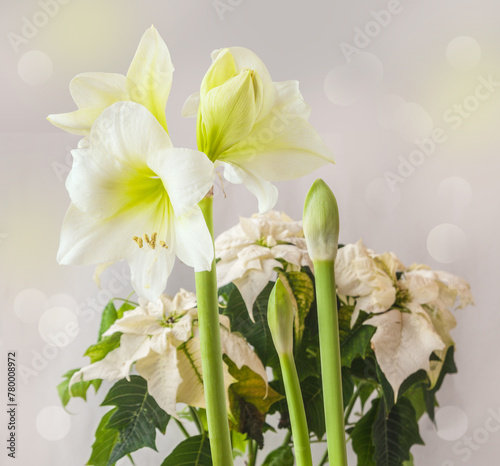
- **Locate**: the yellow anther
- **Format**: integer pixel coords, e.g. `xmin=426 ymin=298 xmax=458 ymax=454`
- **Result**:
xmin=159 ymin=241 xmax=168 ymax=249
xmin=133 ymin=236 xmax=143 ymax=248
xmin=150 ymin=232 xmax=157 ymax=249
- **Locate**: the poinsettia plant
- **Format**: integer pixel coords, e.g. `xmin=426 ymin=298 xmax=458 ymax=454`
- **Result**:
xmin=51 ymin=26 xmax=473 ymax=466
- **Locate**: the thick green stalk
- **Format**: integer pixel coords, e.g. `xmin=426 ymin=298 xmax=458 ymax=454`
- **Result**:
xmin=195 ymin=196 xmax=233 ymax=466
xmin=314 ymin=260 xmax=347 ymax=466
xmin=280 ymin=353 xmax=313 ymax=466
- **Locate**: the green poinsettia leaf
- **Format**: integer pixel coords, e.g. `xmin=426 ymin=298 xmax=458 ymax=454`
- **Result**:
xmin=87 ymin=408 xmax=119 ymax=466
xmin=226 ymin=357 xmax=283 ymax=415
xmin=225 ymin=356 xmax=283 ymax=447
xmin=301 ymin=376 xmax=326 ymax=440
xmin=58 ymin=369 xmax=101 ymax=407
xmin=403 ymin=384 xmax=427 ymax=421
xmin=98 ymin=301 xmax=118 ymax=341
xmin=85 ymin=332 xmax=122 ymax=364
xmin=116 ymin=300 xmax=136 ymax=319
xmin=268 ymin=373 xmax=326 ymax=438
xmin=161 ymin=435 xmax=212 ymax=466
xmin=424 ymin=346 xmax=457 ymax=422
xmin=262 ymin=445 xmax=295 ymax=465
xmin=282 ymin=270 xmax=315 ymax=345
xmin=403 ymin=453 xmax=415 ymax=465
xmin=342 ymin=368 xmax=355 ymax=410
xmin=338 ymin=306 xmax=376 ymax=368
xmin=373 ymin=397 xmax=424 ymax=466
xmin=100 ymin=376 xmax=170 ymax=464
xmin=351 ymin=398 xmax=378 ymax=466
xmin=222 ymin=283 xmax=278 ymax=369
xmin=358 ymin=383 xmax=376 ymax=412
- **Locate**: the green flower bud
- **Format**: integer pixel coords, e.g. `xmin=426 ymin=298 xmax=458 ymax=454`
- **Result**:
xmin=303 ymin=179 xmax=340 ymax=262
xmin=267 ymin=278 xmax=295 ymax=356
xmin=197 ymin=48 xmax=264 ymax=161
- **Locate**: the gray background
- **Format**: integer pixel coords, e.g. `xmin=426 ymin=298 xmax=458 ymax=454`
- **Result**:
xmin=0 ymin=0 xmax=498 ymax=464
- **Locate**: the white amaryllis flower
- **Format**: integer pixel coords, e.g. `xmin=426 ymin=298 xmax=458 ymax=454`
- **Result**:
xmin=183 ymin=47 xmax=334 ymax=212
xmin=335 ymin=240 xmax=397 ymax=325
xmin=215 ymin=211 xmax=312 ymax=319
xmin=57 ymin=101 xmax=215 ymax=301
xmin=48 ymin=25 xmax=173 ymax=135
xmin=70 ymin=290 xmax=267 ymax=417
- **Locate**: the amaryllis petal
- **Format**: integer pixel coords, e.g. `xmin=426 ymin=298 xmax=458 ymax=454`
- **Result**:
xmin=48 ymin=26 xmax=173 ymax=135
xmin=58 ymin=102 xmax=214 ymax=301
xmin=220 ymin=162 xmax=278 ymax=213
xmin=149 ymin=147 xmax=215 ymax=217
xmin=126 ymin=25 xmax=174 ymax=131
xmin=173 ymin=208 xmax=214 ymax=272
xmin=128 ymin=247 xmax=175 ymax=303
xmin=47 ymin=107 xmax=103 ymax=136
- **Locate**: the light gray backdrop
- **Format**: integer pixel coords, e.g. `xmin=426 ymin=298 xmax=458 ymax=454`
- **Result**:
xmin=1 ymin=0 xmax=498 ymax=465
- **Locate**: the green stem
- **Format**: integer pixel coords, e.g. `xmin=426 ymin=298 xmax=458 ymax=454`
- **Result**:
xmin=174 ymin=419 xmax=190 ymax=439
xmin=282 ymin=430 xmax=292 ymax=447
xmin=314 ymin=260 xmax=347 ymax=466
xmin=344 ymin=383 xmax=364 ymax=426
xmin=280 ymin=353 xmax=313 ymax=466
xmin=247 ymin=439 xmax=258 ymax=466
xmin=318 ymin=448 xmax=328 ymax=466
xmin=194 ymin=196 xmax=233 ymax=466
xmin=189 ymin=407 xmax=203 ymax=434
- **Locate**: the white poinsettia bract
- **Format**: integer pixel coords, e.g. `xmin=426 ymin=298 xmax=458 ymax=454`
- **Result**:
xmin=215 ymin=211 xmax=312 ymax=318
xmin=70 ymin=290 xmax=267 ymax=417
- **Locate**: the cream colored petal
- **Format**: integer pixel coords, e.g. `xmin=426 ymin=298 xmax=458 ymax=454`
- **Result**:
xmin=201 ymin=48 xmax=237 ymax=97
xmin=136 ymin=345 xmax=182 ymax=417
xmin=233 ymin=260 xmax=280 ymax=321
xmin=89 ymin=101 xmax=172 ymax=170
xmin=173 ymin=207 xmax=214 ymax=272
xmin=172 ymin=289 xmax=198 ymax=312
xmin=219 ymin=80 xmax=333 ymax=181
xmin=128 ymin=245 xmax=175 ymax=302
xmin=405 ymin=271 xmax=440 ymax=304
xmin=170 ymin=314 xmax=194 ymax=344
xmin=126 ymin=26 xmax=174 ymax=131
xmin=149 ymin=147 xmax=214 ymax=217
xmin=69 ymin=334 xmax=150 ymax=387
xmin=57 ymin=204 xmax=138 ymax=265
xmin=104 ymin=314 xmax=163 ymax=336
xmin=435 ymin=271 xmax=474 ymax=308
xmin=222 ymin=47 xmax=276 ymax=121
xmin=70 ymin=72 xmax=128 ymax=109
xmin=176 ymin=337 xmax=236 ymax=410
xmin=221 ymin=162 xmax=278 ymax=213
xmin=220 ymin=326 xmax=268 ymax=387
xmin=366 ymin=306 xmax=445 ymax=398
xmin=47 ymin=107 xmax=103 ymax=136
xmin=201 ymin=70 xmax=262 ymax=158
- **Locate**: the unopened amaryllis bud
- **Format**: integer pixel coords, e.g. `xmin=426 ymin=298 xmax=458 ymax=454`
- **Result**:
xmin=303 ymin=179 xmax=340 ymax=262
xmin=267 ymin=278 xmax=295 ymax=356
xmin=198 ymin=48 xmax=264 ymax=160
